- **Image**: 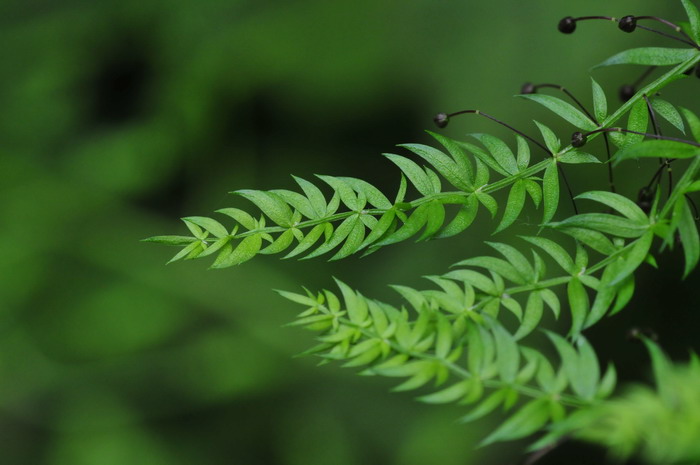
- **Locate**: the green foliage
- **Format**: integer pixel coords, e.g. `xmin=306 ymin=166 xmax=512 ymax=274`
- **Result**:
xmin=147 ymin=1 xmax=700 ymax=463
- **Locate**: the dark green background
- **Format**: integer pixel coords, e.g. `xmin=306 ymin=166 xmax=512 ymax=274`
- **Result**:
xmin=1 ymin=1 xmax=698 ymax=464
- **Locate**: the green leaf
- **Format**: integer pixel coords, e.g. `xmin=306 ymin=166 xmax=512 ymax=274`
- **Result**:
xmin=494 ymin=180 xmax=526 ymax=233
xmin=651 ymin=98 xmax=685 ymax=134
xmin=360 ymin=210 xmax=396 ymax=249
xmin=534 ymin=121 xmax=561 ymax=154
xmin=678 ymin=197 xmax=700 ymax=277
xmin=492 ymin=324 xmax=519 ymax=383
xmin=681 ymin=0 xmax=700 ymax=43
xmin=235 ymin=190 xmax=294 ymax=227
xmin=317 ymin=176 xmax=362 ymax=211
xmin=610 ymin=230 xmax=654 ymax=285
xmin=376 ymin=203 xmax=429 ymax=246
xmin=475 ymin=192 xmax=498 ymax=218
xmin=576 ymin=337 xmax=601 ymax=400
xmin=166 ymin=240 xmax=201 ymax=264
xmin=567 ymin=277 xmax=589 ymax=336
xmin=514 ymin=291 xmax=544 ymax=340
xmin=594 ymin=47 xmax=699 ymax=68
xmin=182 ymin=216 xmax=229 ymax=238
xmin=143 ymin=235 xmax=196 ymax=246
xmin=458 ymin=389 xmax=507 ymax=423
xmin=680 ymin=107 xmax=700 ymax=142
xmin=521 ymin=236 xmax=575 ymax=274
xmin=487 ymin=242 xmax=534 ymax=280
xmin=330 ymin=217 xmax=366 ymax=260
xmin=518 ymin=94 xmax=597 ymax=131
xmin=400 ymin=143 xmax=472 ymax=191
xmin=217 ymin=208 xmax=257 ymax=230
xmin=479 ymin=398 xmax=550 ymax=446
xmin=576 ymin=191 xmax=648 ymax=223
xmin=550 ymin=213 xmax=649 ymax=238
xmin=435 ymin=195 xmax=478 ymax=238
xmin=293 ymin=176 xmax=327 ymax=217
xmin=418 ymin=380 xmax=469 ymax=404
xmin=613 ymin=140 xmax=700 ymax=165
xmin=284 ymin=223 xmax=327 ymax=259
xmin=211 ymin=234 xmax=262 ymax=268
xmin=591 ymin=77 xmax=607 ymax=122
xmin=428 ymin=131 xmax=475 ymax=185
xmin=558 ymin=150 xmax=600 ymax=164
xmin=340 ymin=177 xmax=393 ymax=210
xmin=556 ymin=226 xmax=617 ymax=255
xmin=516 ymin=136 xmax=530 ymax=171
xmin=305 ymin=216 xmax=359 ymax=259
xmin=542 ymin=160 xmax=559 ymax=224
xmin=384 ymin=154 xmax=435 ymax=196
xmin=417 ymin=200 xmax=446 ymax=241
xmin=470 ymin=134 xmax=519 ymax=175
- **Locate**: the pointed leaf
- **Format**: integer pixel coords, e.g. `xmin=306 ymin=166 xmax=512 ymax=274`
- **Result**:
xmin=595 ymin=47 xmax=699 ymax=68
xmin=519 ymin=94 xmax=597 ymax=131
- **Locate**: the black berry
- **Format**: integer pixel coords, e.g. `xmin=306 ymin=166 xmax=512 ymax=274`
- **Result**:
xmin=433 ymin=113 xmax=449 ymax=128
xmin=619 ymin=84 xmax=635 ymax=102
xmin=571 ymin=131 xmax=587 ymax=148
xmin=521 ymin=82 xmax=536 ymax=94
xmin=637 ymin=187 xmax=653 ymax=213
xmin=558 ymin=17 xmax=576 ymax=34
xmin=618 ymin=15 xmax=637 ymax=33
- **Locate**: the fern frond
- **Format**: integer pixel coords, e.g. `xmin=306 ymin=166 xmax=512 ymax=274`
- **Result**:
xmin=280 ymin=280 xmax=616 ymax=446
xmin=532 ymin=340 xmax=700 ymax=464
xmin=145 ymin=131 xmax=580 ymax=267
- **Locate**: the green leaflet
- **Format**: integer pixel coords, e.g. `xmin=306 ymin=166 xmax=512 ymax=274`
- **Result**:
xmin=651 ymin=98 xmax=685 ymax=134
xmin=519 ymin=94 xmax=597 ymax=131
xmin=470 ymin=133 xmax=519 ymax=175
xmin=494 ymin=180 xmax=526 ymax=233
xmin=384 ymin=154 xmax=436 ymax=196
xmin=479 ymin=398 xmax=550 ymax=446
xmin=613 ymin=140 xmax=700 ymax=164
xmin=677 ymin=197 xmax=700 ymax=277
xmin=575 ymin=191 xmax=648 ymax=223
xmin=681 ymin=0 xmax=700 ymax=43
xmin=591 ymin=77 xmax=607 ymax=123
xmin=534 ymin=121 xmax=561 ymax=154
xmin=558 ymin=151 xmax=600 ymax=164
xmin=211 ymin=233 xmax=262 ymax=268
xmin=542 ymin=160 xmax=559 ymax=225
xmin=400 ymin=143 xmax=473 ymax=191
xmin=234 ymin=190 xmax=294 ymax=227
xmin=680 ymin=107 xmax=700 ymax=142
xmin=594 ymin=47 xmax=699 ymax=68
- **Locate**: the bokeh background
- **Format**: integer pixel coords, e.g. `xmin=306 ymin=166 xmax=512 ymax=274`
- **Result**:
xmin=1 ymin=0 xmax=699 ymax=464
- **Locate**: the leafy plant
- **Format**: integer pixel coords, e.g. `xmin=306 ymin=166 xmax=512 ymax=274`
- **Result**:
xmin=146 ymin=2 xmax=700 ymax=463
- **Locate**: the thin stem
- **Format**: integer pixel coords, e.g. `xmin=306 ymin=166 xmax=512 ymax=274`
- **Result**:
xmin=584 ymin=128 xmax=700 ymax=147
xmin=575 ymin=16 xmax=616 ymax=22
xmin=446 ymin=110 xmax=551 ymax=155
xmin=533 ymin=84 xmax=596 ymax=123
xmin=634 ymin=16 xmax=700 ymax=47
xmin=636 ymin=24 xmax=700 ymax=50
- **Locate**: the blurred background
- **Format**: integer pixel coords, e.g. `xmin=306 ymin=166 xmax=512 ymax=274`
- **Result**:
xmin=1 ymin=0 xmax=699 ymax=464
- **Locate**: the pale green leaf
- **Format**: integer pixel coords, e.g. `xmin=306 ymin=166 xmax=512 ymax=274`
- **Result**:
xmin=595 ymin=47 xmax=699 ymax=68
xmin=494 ymin=180 xmax=526 ymax=233
xmin=591 ymin=77 xmax=607 ymax=122
xmin=651 ymin=98 xmax=685 ymax=134
xmin=519 ymin=94 xmax=597 ymax=131
xmin=542 ymin=160 xmax=559 ymax=224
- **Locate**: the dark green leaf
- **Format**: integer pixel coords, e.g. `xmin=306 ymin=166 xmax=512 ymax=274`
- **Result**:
xmin=542 ymin=161 xmax=559 ymax=224
xmin=651 ymin=98 xmax=685 ymax=134
xmin=495 ymin=180 xmax=526 ymax=233
xmin=143 ymin=235 xmax=196 ymax=246
xmin=534 ymin=121 xmax=561 ymax=154
xmin=681 ymin=0 xmax=700 ymax=43
xmin=680 ymin=107 xmax=700 ymax=142
xmin=519 ymin=94 xmax=597 ymax=131
xmin=591 ymin=77 xmax=607 ymax=122
xmin=595 ymin=47 xmax=699 ymax=68
xmin=234 ymin=190 xmax=294 ymax=227
xmin=576 ymin=191 xmax=648 ymax=223
xmin=479 ymin=398 xmax=550 ymax=446
xmin=470 ymin=133 xmax=519 ymax=175
xmin=558 ymin=150 xmax=600 ymax=164
xmin=678 ymin=197 xmax=700 ymax=277
xmin=384 ymin=154 xmax=435 ymax=196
